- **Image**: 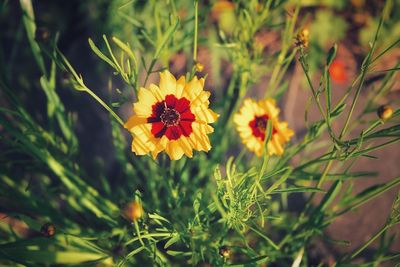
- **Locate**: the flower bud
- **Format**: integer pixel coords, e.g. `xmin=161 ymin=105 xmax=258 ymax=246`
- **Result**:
xmin=219 ymin=246 xmax=231 ymax=258
xmin=35 ymin=27 xmax=50 ymax=42
xmin=377 ymin=105 xmax=393 ymax=121
xmin=195 ymin=62 xmax=204 ymax=72
xmin=40 ymin=223 xmax=56 ymax=237
xmin=295 ymin=28 xmax=309 ymax=48
xmin=122 ymin=201 xmax=143 ymax=222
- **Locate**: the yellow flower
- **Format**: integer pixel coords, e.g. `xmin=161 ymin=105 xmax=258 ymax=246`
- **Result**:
xmin=234 ymin=98 xmax=294 ymax=156
xmin=124 ymin=70 xmax=219 ymax=160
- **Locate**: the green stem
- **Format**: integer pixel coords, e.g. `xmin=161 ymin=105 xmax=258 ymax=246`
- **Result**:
xmin=193 ymin=0 xmax=198 ymax=62
xmin=339 ymin=6 xmax=385 ymax=139
xmin=350 ymin=225 xmax=389 ymax=260
xmin=298 ymin=52 xmax=342 ymax=146
xmin=84 ymin=87 xmax=124 ymax=126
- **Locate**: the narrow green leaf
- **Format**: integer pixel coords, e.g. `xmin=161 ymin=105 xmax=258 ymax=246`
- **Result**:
xmin=0 ymin=249 xmax=108 ymax=264
xmin=271 ymin=187 xmax=326 ymax=194
xmin=326 ymin=44 xmax=337 ymax=67
xmin=318 ymin=180 xmax=342 ymax=212
xmin=229 ymin=255 xmax=268 ymax=266
xmin=265 ymin=168 xmax=292 ymax=195
xmin=112 ymin=36 xmax=138 ymax=70
xmin=19 ymin=0 xmax=46 ymax=75
xmin=154 ymin=18 xmax=179 ymax=59
xmin=88 ymin=38 xmax=117 ymax=69
xmin=164 ymin=234 xmax=180 ymax=249
xmin=340 ymin=176 xmax=400 ymax=212
xmin=166 ymin=250 xmax=192 ymax=257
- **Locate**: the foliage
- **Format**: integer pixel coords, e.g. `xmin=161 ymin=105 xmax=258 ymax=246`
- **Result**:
xmin=0 ymin=0 xmax=399 ymax=266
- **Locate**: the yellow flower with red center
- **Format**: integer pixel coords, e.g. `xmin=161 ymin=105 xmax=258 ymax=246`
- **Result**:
xmin=234 ymin=98 xmax=294 ymax=156
xmin=124 ymin=70 xmax=219 ymax=160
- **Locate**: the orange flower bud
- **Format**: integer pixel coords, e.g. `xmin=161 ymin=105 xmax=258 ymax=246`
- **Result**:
xmin=219 ymin=246 xmax=231 ymax=258
xmin=122 ymin=201 xmax=144 ymax=221
xmin=377 ymin=105 xmax=393 ymax=121
xmin=40 ymin=223 xmax=56 ymax=237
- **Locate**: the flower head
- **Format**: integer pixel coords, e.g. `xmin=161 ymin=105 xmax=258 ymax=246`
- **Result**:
xmin=234 ymin=98 xmax=294 ymax=156
xmin=124 ymin=70 xmax=218 ymax=160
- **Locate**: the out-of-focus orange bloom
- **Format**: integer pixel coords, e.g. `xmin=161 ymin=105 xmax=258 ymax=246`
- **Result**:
xmin=329 ymin=59 xmax=347 ymax=83
xmin=211 ymin=0 xmax=236 ymax=34
xmin=211 ymin=0 xmax=234 ymax=20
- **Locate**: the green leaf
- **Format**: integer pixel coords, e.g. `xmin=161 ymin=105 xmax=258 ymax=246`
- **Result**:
xmin=112 ymin=36 xmax=138 ymax=69
xmin=164 ymin=234 xmax=180 ymax=249
xmin=154 ymin=18 xmax=179 ymax=59
xmin=265 ymin=168 xmax=292 ymax=195
xmin=330 ymin=103 xmax=346 ymax=118
xmin=317 ymin=180 xmax=342 ymax=212
xmin=338 ymin=176 xmax=400 ymax=213
xmin=271 ymin=187 xmax=326 ymax=194
xmin=88 ymin=38 xmax=117 ymax=69
xmin=229 ymin=255 xmax=268 ymax=266
xmin=125 ymin=246 xmax=145 ymax=259
xmin=19 ymin=0 xmax=46 ymax=75
xmin=166 ymin=250 xmax=192 ymax=257
xmin=0 ymin=249 xmax=109 ymax=265
xmin=326 ymin=44 xmax=337 ymax=67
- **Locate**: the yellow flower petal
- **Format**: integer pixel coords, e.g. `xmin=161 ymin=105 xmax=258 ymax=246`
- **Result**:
xmin=124 ymin=116 xmax=147 ymax=130
xmin=183 ymin=77 xmax=204 ymax=101
xmin=132 ymin=136 xmax=152 ymax=155
xmin=178 ymin=136 xmax=194 ymax=157
xmin=159 ymin=70 xmax=178 ymax=96
xmin=165 ymin=141 xmax=185 ymax=160
xmin=176 ymin=76 xmax=185 ymax=97
xmin=151 ymin=136 xmax=169 ymax=159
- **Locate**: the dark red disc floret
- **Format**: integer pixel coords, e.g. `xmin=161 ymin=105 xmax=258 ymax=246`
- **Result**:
xmin=147 ymin=94 xmax=195 ymax=140
xmin=249 ymin=115 xmax=277 ymax=141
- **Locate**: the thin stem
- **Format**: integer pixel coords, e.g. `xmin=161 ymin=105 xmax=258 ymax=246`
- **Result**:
xmin=339 ymin=7 xmax=385 ymax=139
xmin=84 ymin=87 xmax=125 ymax=126
xmin=350 ymin=225 xmax=389 ymax=260
xmin=298 ymin=52 xmax=343 ymax=146
xmin=193 ymin=0 xmax=198 ymax=62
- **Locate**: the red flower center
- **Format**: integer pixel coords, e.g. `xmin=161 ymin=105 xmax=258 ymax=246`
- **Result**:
xmin=249 ymin=115 xmax=277 ymax=141
xmin=147 ymin=94 xmax=195 ymax=140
